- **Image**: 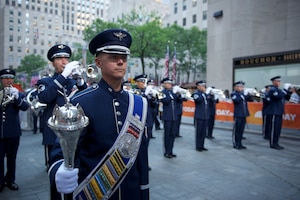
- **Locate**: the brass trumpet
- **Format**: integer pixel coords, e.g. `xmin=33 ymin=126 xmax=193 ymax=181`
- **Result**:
xmin=0 ymin=86 xmax=15 ymax=107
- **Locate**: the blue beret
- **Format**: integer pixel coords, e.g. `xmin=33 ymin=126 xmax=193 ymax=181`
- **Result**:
xmin=196 ymin=80 xmax=206 ymax=86
xmin=133 ymin=74 xmax=147 ymax=82
xmin=270 ymin=76 xmax=281 ymax=81
xmin=233 ymin=81 xmax=245 ymax=86
xmin=89 ymin=29 xmax=132 ymax=56
xmin=0 ymin=68 xmax=16 ymax=79
xmin=161 ymin=77 xmax=172 ymax=84
xmin=47 ymin=44 xmax=71 ymax=62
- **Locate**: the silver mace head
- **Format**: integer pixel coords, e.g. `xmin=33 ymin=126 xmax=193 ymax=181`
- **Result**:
xmin=47 ymin=97 xmax=89 ymax=169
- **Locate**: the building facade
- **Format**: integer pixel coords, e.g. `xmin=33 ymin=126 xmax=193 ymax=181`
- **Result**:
xmin=206 ymin=0 xmax=300 ymax=92
xmin=0 ymin=0 xmax=109 ymax=70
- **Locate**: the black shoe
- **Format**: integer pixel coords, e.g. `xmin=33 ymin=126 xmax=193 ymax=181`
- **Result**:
xmin=207 ymin=136 xmax=215 ymax=139
xmin=171 ymin=154 xmax=177 ymax=157
xmin=148 ymin=167 xmax=152 ymax=171
xmin=240 ymin=146 xmax=247 ymax=149
xmin=164 ymin=154 xmax=172 ymax=158
xmin=242 ymin=136 xmax=246 ymax=139
xmin=270 ymin=145 xmax=284 ymax=150
xmin=150 ymin=136 xmax=156 ymax=139
xmin=175 ymin=135 xmax=182 ymax=138
xmin=155 ymin=127 xmax=162 ymax=130
xmin=201 ymin=147 xmax=208 ymax=151
xmin=234 ymin=146 xmax=242 ymax=150
xmin=0 ymin=184 xmax=4 ymax=192
xmin=6 ymin=182 xmax=19 ymax=190
xmin=196 ymin=148 xmax=203 ymax=152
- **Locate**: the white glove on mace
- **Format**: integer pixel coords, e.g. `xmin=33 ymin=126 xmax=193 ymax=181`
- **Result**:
xmin=61 ymin=61 xmax=80 ymax=78
xmin=10 ymin=87 xmax=19 ymax=99
xmin=55 ymin=162 xmax=79 ymax=194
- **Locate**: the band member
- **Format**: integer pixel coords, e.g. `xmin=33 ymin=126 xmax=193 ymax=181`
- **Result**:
xmin=0 ymin=69 xmax=29 ymax=192
xmin=231 ymin=81 xmax=252 ymax=149
xmin=48 ymin=29 xmax=149 ymax=200
xmin=192 ymin=81 xmax=209 ymax=151
xmin=147 ymin=80 xmax=162 ymax=130
xmin=206 ymin=86 xmax=219 ymax=139
xmin=266 ymin=76 xmax=289 ymax=150
xmin=133 ymin=74 xmax=156 ymax=139
xmin=261 ymin=85 xmax=271 ymax=140
xmin=37 ymin=44 xmax=87 ymax=170
xmin=174 ymin=86 xmax=187 ymax=138
xmin=160 ymin=78 xmax=180 ymax=158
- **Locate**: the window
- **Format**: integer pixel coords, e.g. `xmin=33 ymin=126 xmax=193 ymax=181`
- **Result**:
xmin=18 ymin=47 xmax=22 ymax=52
xmin=182 ymin=18 xmax=186 ymax=26
xmin=174 ymin=3 xmax=177 ymax=14
xmin=203 ymin=0 xmax=207 ymax=3
xmin=9 ymin=46 xmax=13 ymax=52
xmin=9 ymin=35 xmax=13 ymax=42
xmin=183 ymin=0 xmax=187 ymax=11
xmin=203 ymin=10 xmax=207 ymax=20
xmin=192 ymin=0 xmax=197 ymax=7
xmin=193 ymin=14 xmax=197 ymax=23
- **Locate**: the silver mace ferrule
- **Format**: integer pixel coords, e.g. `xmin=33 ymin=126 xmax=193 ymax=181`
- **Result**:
xmin=47 ymin=91 xmax=89 ymax=169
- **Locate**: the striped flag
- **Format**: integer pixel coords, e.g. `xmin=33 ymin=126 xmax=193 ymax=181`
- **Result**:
xmin=172 ymin=46 xmax=176 ymax=82
xmin=164 ymin=45 xmax=169 ymax=78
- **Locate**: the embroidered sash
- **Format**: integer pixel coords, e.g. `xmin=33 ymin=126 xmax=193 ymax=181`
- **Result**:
xmin=73 ymin=93 xmax=147 ymax=200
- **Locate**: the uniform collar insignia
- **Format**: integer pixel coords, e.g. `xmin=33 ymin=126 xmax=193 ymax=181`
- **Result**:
xmin=58 ymin=44 xmax=65 ymax=49
xmin=113 ymin=32 xmax=127 ymax=41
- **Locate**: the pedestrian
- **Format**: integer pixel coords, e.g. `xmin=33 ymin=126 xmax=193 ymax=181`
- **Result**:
xmin=206 ymin=86 xmax=219 ymax=139
xmin=48 ymin=29 xmax=149 ymax=200
xmin=37 ymin=44 xmax=87 ymax=170
xmin=289 ymin=86 xmax=300 ymax=104
xmin=192 ymin=80 xmax=209 ymax=151
xmin=231 ymin=81 xmax=252 ymax=149
xmin=266 ymin=76 xmax=289 ymax=149
xmin=0 ymin=69 xmax=29 ymax=192
xmin=160 ymin=77 xmax=179 ymax=158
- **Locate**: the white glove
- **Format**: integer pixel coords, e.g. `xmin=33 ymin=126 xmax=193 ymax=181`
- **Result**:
xmin=10 ymin=87 xmax=19 ymax=99
xmin=284 ymin=83 xmax=291 ymax=90
xmin=55 ymin=162 xmax=79 ymax=194
xmin=61 ymin=61 xmax=80 ymax=78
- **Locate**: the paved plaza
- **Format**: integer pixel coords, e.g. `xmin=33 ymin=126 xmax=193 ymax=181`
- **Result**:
xmin=0 ymin=122 xmax=299 ymax=200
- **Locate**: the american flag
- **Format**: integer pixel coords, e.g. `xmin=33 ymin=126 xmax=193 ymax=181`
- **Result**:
xmin=30 ymin=72 xmax=39 ymax=87
xmin=172 ymin=46 xmax=176 ymax=82
xmin=164 ymin=45 xmax=169 ymax=78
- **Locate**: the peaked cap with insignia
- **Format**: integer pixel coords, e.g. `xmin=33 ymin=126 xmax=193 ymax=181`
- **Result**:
xmin=47 ymin=44 xmax=72 ymax=62
xmin=133 ymin=74 xmax=147 ymax=82
xmin=196 ymin=80 xmax=206 ymax=86
xmin=0 ymin=68 xmax=16 ymax=79
xmin=270 ymin=76 xmax=281 ymax=81
xmin=233 ymin=81 xmax=245 ymax=86
xmin=89 ymin=29 xmax=132 ymax=56
xmin=161 ymin=77 xmax=173 ymax=84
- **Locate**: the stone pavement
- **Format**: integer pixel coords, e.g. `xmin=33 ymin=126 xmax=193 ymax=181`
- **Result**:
xmin=1 ymin=123 xmax=300 ymax=200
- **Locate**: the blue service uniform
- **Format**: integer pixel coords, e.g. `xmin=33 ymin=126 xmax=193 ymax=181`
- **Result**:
xmin=160 ymin=88 xmax=180 ymax=156
xmin=48 ymin=79 xmax=149 ymax=200
xmin=175 ymin=95 xmax=187 ymax=137
xmin=207 ymin=93 xmax=219 ymax=138
xmin=265 ymin=86 xmax=289 ymax=147
xmin=0 ymin=91 xmax=29 ymax=186
xmin=192 ymin=90 xmax=209 ymax=150
xmin=231 ymin=91 xmax=251 ymax=148
xmin=134 ymin=88 xmax=157 ymax=140
xmin=37 ymin=73 xmax=87 ymax=167
xmin=261 ymin=91 xmax=271 ymax=139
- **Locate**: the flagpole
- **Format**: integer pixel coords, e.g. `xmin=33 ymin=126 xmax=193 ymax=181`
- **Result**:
xmin=164 ymin=41 xmax=170 ymax=78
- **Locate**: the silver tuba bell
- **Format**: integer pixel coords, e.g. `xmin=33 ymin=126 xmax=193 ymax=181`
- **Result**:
xmin=0 ymin=86 xmax=15 ymax=107
xmin=71 ymin=63 xmax=99 ymax=80
xmin=26 ymin=88 xmax=47 ymax=116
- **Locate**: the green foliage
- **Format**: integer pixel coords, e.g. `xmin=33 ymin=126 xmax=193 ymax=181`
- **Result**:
xmin=16 ymin=54 xmax=47 ymax=73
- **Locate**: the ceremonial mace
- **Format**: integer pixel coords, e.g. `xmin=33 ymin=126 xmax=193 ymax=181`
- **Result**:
xmin=48 ymin=91 xmax=89 ymax=200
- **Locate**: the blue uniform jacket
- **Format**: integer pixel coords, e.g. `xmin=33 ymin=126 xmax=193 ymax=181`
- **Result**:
xmin=37 ymin=73 xmax=87 ymax=145
xmin=192 ymin=90 xmax=209 ymax=120
xmin=175 ymin=95 xmax=187 ymax=116
xmin=261 ymin=92 xmax=271 ymax=115
xmin=207 ymin=93 xmax=219 ymax=117
xmin=48 ymin=79 xmax=149 ymax=200
xmin=0 ymin=91 xmax=29 ymax=139
xmin=231 ymin=91 xmax=251 ymax=118
xmin=160 ymin=89 xmax=180 ymax=121
xmin=266 ymin=86 xmax=288 ymax=115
